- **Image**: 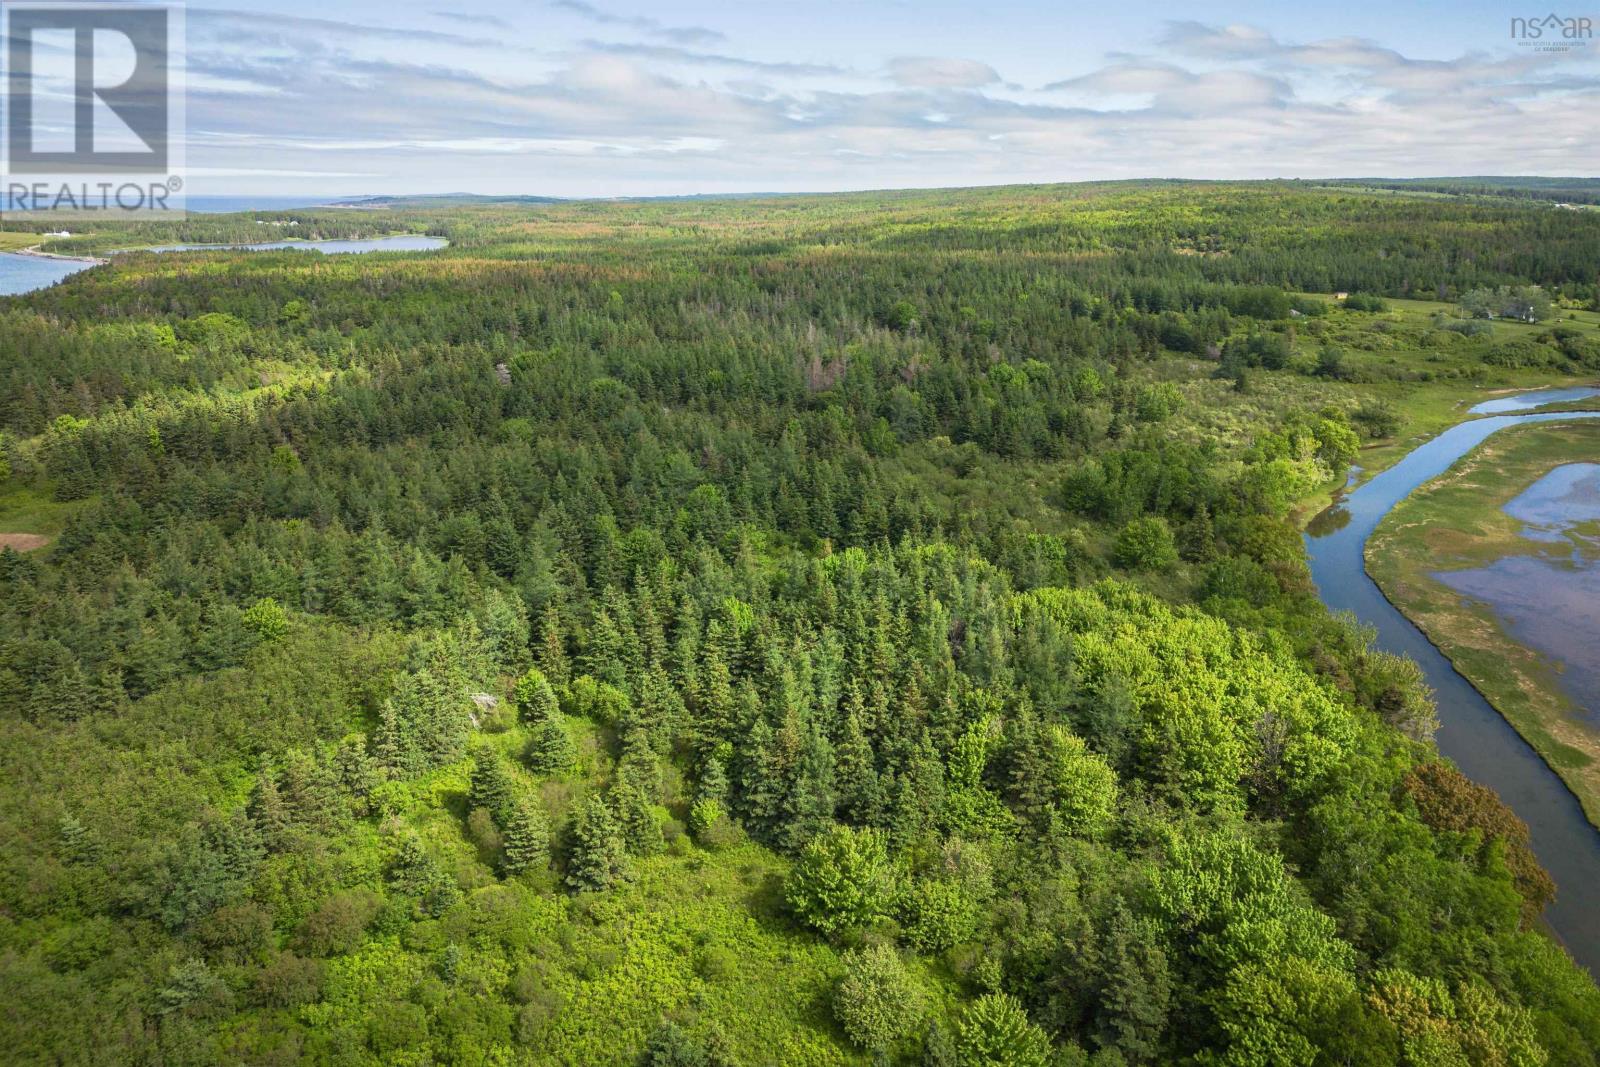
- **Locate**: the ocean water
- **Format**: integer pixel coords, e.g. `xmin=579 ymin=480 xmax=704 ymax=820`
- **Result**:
xmin=139 ymin=235 xmax=447 ymax=255
xmin=0 ymin=253 xmax=94 ymax=296
xmin=182 ymin=196 xmax=344 ymax=214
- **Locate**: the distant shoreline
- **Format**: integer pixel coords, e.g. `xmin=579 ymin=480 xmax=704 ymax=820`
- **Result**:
xmin=10 ymin=244 xmax=106 ymax=265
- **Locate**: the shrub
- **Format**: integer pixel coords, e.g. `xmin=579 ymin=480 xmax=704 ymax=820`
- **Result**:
xmin=1113 ymin=518 xmax=1178 ymax=571
xmin=954 ymin=994 xmax=1051 ymax=1067
xmin=689 ymin=798 xmax=724 ymax=840
xmin=293 ymin=889 xmax=382 ymax=957
xmin=1460 ymin=285 xmax=1552 ymax=322
xmin=785 ymin=824 xmax=895 ymax=939
xmin=900 ymin=879 xmax=980 ymax=953
xmin=252 ymin=952 xmax=323 ymax=1008
xmin=241 ymin=597 xmax=289 ymax=641
xmin=833 ymin=945 xmax=924 ymax=1051
xmin=642 ymin=1019 xmax=736 ymax=1067
xmin=1351 ymin=400 xmax=1401 ymax=440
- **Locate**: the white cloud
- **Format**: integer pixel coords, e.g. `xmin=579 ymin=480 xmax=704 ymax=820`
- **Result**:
xmin=887 ymin=56 xmax=1001 ymax=88
xmin=175 ymin=8 xmax=1600 ymax=195
xmin=550 ymin=0 xmax=723 ymax=47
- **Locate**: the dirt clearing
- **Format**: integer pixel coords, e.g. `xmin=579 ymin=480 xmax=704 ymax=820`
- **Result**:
xmin=0 ymin=533 xmax=49 ymax=551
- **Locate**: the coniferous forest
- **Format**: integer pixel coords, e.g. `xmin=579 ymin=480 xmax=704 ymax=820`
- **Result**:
xmin=4 ymin=181 xmax=1600 ymax=1065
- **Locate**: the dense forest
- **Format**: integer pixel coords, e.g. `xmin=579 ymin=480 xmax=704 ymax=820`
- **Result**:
xmin=1317 ymin=176 xmax=1600 ymax=207
xmin=3 ymin=181 xmax=1600 ymax=1065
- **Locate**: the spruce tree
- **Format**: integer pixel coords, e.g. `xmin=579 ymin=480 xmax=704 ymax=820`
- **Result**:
xmin=834 ymin=695 xmax=883 ymax=825
xmin=469 ymin=750 xmax=515 ymax=823
xmin=57 ymin=813 xmax=95 ymax=864
xmin=565 ymin=795 xmax=630 ymax=892
xmin=781 ymin=721 xmax=836 ymax=852
xmin=391 ymin=835 xmax=462 ymax=917
xmin=514 ymin=667 xmax=560 ymax=723
xmin=248 ymin=765 xmax=290 ymax=851
xmin=537 ymin=608 xmax=570 ymax=688
xmin=501 ymin=800 xmax=550 ymax=876
xmin=613 ymin=779 xmax=662 ymax=857
xmin=737 ymin=717 xmax=785 ymax=841
xmin=333 ymin=733 xmax=381 ymax=815
xmin=278 ymin=748 xmax=339 ymax=832
xmin=373 ymin=692 xmax=417 ymax=775
xmin=519 ymin=668 xmax=576 ymax=774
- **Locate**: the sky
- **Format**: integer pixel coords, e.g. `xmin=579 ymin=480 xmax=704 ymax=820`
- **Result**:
xmin=167 ymin=0 xmax=1600 ymax=196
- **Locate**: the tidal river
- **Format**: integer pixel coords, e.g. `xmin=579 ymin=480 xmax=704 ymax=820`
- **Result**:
xmin=1305 ymin=397 xmax=1600 ymax=975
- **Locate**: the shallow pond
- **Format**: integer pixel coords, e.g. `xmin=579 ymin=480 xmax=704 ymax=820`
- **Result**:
xmin=1435 ymin=557 xmax=1600 ymax=721
xmin=1432 ymin=463 xmax=1600 ymax=721
xmin=1502 ymin=462 xmax=1600 ymax=543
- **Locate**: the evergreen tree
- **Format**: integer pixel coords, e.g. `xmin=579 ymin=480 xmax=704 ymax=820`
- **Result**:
xmin=1092 ymin=903 xmax=1172 ymax=1060
xmin=373 ymin=696 xmax=416 ymax=774
xmin=247 ymin=765 xmax=290 ymax=851
xmin=780 ymin=721 xmax=836 ymax=851
xmin=514 ymin=666 xmax=560 ymax=723
xmin=525 ymin=710 xmax=575 ymax=776
xmin=501 ymin=800 xmax=551 ymax=876
xmin=469 ymin=750 xmax=515 ymax=823
xmin=390 ymin=836 xmax=461 ymax=918
xmin=333 ymin=733 xmax=382 ymax=815
xmin=613 ymin=779 xmax=663 ymax=857
xmin=518 ymin=667 xmax=576 ymax=774
xmin=278 ymin=748 xmax=340 ymax=832
xmin=565 ymin=795 xmax=630 ymax=892
xmin=834 ymin=693 xmax=884 ymax=825
xmin=955 ymin=995 xmax=1050 ymax=1067
xmin=537 ymin=608 xmax=570 ymax=688
xmin=57 ymin=812 xmax=96 ymax=864
xmin=736 ymin=716 xmax=786 ymax=840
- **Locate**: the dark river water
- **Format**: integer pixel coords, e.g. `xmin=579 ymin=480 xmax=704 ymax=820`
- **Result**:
xmin=1305 ymin=407 xmax=1600 ymax=974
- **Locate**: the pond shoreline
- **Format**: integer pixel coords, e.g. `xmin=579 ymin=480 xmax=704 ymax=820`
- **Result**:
xmin=11 ymin=245 xmax=106 ymax=265
xmin=1367 ymin=550 xmax=1599 ymax=811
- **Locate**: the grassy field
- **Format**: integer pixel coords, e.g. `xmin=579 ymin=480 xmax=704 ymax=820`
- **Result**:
xmin=1282 ymin=295 xmax=1600 ymax=519
xmin=1368 ymin=420 xmax=1600 ymax=824
xmin=0 ymin=483 xmax=80 ymax=551
xmin=0 ymin=231 xmax=45 ymax=252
